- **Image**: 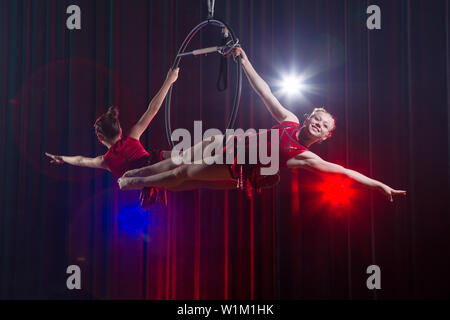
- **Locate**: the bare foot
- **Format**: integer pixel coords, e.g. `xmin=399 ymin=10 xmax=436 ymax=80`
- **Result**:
xmin=118 ymin=177 xmax=144 ymax=190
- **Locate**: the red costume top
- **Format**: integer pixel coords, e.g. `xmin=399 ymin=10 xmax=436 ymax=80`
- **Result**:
xmin=103 ymin=136 xmax=166 ymax=209
xmin=272 ymin=121 xmax=309 ymax=167
xmin=227 ymin=121 xmax=308 ymax=196
xmin=103 ymin=136 xmax=152 ymax=177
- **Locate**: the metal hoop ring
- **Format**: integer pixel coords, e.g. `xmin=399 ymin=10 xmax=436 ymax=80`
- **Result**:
xmin=164 ymin=19 xmax=242 ymax=148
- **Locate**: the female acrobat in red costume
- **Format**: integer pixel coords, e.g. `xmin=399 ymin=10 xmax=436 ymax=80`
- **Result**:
xmin=46 ymin=68 xmax=237 ymax=209
xmin=117 ymin=47 xmax=407 ymax=203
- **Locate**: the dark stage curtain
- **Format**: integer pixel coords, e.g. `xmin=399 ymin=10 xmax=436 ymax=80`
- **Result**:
xmin=1 ymin=0 xmax=449 ymax=299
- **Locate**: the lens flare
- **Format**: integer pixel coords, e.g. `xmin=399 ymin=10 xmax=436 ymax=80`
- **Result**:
xmin=316 ymin=175 xmax=354 ymax=207
xmin=280 ymin=75 xmax=304 ymax=96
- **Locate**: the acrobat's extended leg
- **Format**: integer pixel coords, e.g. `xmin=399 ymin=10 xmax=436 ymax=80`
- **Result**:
xmin=123 ymin=157 xmax=178 ymax=178
xmin=119 ymin=161 xmax=232 ymax=190
xmin=122 ymin=134 xmax=226 ymax=178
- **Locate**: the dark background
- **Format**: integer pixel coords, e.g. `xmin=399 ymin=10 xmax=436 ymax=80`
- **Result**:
xmin=1 ymin=0 xmax=449 ymax=299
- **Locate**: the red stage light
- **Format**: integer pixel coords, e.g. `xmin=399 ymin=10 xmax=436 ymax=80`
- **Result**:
xmin=316 ymin=175 xmax=355 ymax=207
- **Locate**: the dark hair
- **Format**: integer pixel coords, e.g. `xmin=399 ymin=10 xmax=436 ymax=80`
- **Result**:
xmin=94 ymin=106 xmax=121 ymax=141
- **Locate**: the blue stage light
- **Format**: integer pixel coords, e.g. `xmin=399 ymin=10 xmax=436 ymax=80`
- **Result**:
xmin=118 ymin=204 xmax=150 ymax=235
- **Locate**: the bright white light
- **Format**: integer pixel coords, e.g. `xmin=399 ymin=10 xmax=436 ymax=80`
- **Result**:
xmin=273 ymin=68 xmax=319 ymax=104
xmin=280 ymin=75 xmax=304 ymax=96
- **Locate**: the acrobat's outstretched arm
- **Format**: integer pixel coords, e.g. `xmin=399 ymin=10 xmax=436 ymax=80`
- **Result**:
xmin=291 ymin=151 xmax=407 ymax=202
xmin=45 ymin=152 xmax=109 ymax=170
xmin=232 ymin=47 xmax=299 ymax=124
xmin=128 ymin=68 xmax=179 ymax=140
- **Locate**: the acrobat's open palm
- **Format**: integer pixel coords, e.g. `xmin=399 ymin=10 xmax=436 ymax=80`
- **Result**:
xmin=45 ymin=152 xmax=64 ymax=165
xmin=378 ymin=185 xmax=407 ymax=202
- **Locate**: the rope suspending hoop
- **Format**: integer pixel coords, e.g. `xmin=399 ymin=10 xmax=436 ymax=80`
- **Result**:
xmin=164 ymin=2 xmax=242 ymax=148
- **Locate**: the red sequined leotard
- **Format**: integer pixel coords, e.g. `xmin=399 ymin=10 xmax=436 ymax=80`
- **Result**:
xmin=226 ymin=121 xmax=309 ymax=196
xmin=104 ymin=136 xmax=154 ymax=176
xmin=274 ymin=121 xmax=309 ymax=168
xmin=103 ymin=136 xmax=166 ymax=209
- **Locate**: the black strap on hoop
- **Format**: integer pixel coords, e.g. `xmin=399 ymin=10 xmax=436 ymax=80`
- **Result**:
xmin=217 ymin=29 xmax=229 ymax=92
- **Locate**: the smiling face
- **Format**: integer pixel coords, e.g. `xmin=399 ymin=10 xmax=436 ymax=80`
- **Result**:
xmin=305 ymin=111 xmax=335 ymax=142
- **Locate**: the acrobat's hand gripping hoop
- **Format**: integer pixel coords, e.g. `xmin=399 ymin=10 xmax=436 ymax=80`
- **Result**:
xmin=164 ymin=18 xmax=242 ymax=148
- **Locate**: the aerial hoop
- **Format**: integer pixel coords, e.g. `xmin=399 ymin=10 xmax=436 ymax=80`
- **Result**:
xmin=164 ymin=18 xmax=242 ymax=148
